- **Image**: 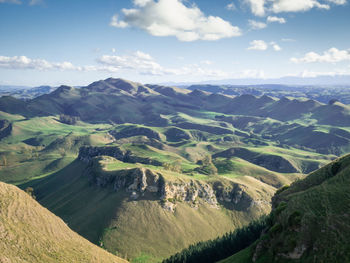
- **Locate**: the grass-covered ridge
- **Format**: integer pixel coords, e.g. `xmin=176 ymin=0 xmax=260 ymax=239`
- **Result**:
xmin=220 ymin=154 xmax=350 ymax=263
xmin=0 ymin=181 xmax=127 ymax=263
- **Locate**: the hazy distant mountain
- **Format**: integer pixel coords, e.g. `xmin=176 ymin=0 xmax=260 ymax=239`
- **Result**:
xmin=161 ymin=75 xmax=350 ymax=86
xmin=0 ymin=85 xmax=57 ymax=99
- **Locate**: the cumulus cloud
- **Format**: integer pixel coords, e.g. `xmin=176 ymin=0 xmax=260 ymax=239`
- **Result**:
xmin=97 ymin=52 xmax=229 ymax=77
xmin=109 ymin=0 xmax=241 ymax=41
xmin=97 ymin=51 xmax=170 ymax=75
xmin=243 ymin=0 xmax=346 ymax=16
xmin=0 ymin=55 xmax=80 ymax=70
xmin=244 ymin=0 xmax=266 ymax=16
xmin=248 ymin=19 xmax=267 ymax=30
xmin=270 ymin=42 xmax=282 ymax=51
xmin=247 ymin=40 xmax=282 ymax=51
xmin=247 ymin=40 xmax=268 ymax=50
xmin=267 ymin=16 xmax=286 ymax=23
xmin=272 ymin=0 xmax=330 ymax=13
xmin=0 ymin=53 xmax=234 ymax=79
xmin=291 ymin=48 xmax=350 ymax=63
xmin=325 ymin=0 xmax=346 ymax=4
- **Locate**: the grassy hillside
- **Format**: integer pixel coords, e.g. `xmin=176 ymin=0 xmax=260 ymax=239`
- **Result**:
xmin=220 ymin=154 xmax=350 ymax=263
xmin=22 ymin=158 xmax=275 ymax=262
xmin=0 ymin=181 xmax=127 ymax=263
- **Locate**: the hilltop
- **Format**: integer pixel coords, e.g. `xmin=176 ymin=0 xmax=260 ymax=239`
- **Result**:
xmin=0 ymin=181 xmax=127 ymax=263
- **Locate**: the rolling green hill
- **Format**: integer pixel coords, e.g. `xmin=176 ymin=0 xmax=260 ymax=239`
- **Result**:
xmin=0 ymin=181 xmax=127 ymax=263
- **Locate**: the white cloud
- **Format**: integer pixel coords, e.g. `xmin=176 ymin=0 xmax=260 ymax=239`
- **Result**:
xmin=133 ymin=0 xmax=152 ymax=7
xmin=270 ymin=42 xmax=282 ymax=51
xmin=244 ymin=0 xmax=266 ymax=16
xmin=267 ymin=16 xmax=286 ymax=24
xmin=97 ymin=52 xmax=228 ymax=77
xmin=247 ymin=40 xmax=268 ymax=50
xmin=248 ymin=19 xmax=267 ymax=30
xmin=110 ymin=0 xmax=241 ymax=41
xmin=325 ymin=0 xmax=346 ymax=4
xmin=291 ymin=48 xmax=350 ymax=63
xmin=226 ymin=2 xmax=236 ymax=10
xmin=110 ymin=14 xmax=128 ymax=28
xmin=97 ymin=51 xmax=168 ymax=75
xmin=0 ymin=53 xmax=234 ymax=79
xmin=272 ymin=0 xmax=330 ymax=13
xmin=247 ymin=40 xmax=282 ymax=51
xmin=242 ymin=0 xmax=346 ymax=16
xmin=0 ymin=55 xmax=80 ymax=70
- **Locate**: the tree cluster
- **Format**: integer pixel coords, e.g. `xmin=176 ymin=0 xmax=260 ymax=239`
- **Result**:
xmin=59 ymin=114 xmax=79 ymax=125
xmin=163 ymin=217 xmax=267 ymax=263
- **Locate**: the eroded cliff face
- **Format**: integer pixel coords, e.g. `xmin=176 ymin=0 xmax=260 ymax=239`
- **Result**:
xmin=80 ymin=154 xmax=270 ymax=214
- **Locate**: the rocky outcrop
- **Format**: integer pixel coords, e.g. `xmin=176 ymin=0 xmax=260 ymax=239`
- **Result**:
xmin=78 ymin=146 xmax=162 ymax=166
xmin=82 ymin=156 xmax=261 ymax=213
xmin=161 ymin=180 xmax=218 ymax=208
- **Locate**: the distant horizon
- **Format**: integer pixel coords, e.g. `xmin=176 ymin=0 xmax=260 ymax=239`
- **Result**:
xmin=2 ymin=74 xmax=350 ymax=88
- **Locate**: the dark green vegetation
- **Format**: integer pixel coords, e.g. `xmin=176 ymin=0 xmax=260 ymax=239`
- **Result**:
xmin=0 ymin=181 xmax=127 ymax=262
xmin=163 ymin=217 xmax=267 ymax=263
xmin=0 ymin=78 xmax=349 ymax=262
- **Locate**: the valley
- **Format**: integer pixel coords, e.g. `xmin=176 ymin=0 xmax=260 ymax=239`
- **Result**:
xmin=0 ymin=78 xmax=349 ymax=262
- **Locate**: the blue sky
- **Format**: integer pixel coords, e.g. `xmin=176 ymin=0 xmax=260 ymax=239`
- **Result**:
xmin=0 ymin=0 xmax=350 ymax=86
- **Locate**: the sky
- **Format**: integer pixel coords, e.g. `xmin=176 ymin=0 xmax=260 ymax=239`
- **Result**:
xmin=0 ymin=0 xmax=350 ymax=86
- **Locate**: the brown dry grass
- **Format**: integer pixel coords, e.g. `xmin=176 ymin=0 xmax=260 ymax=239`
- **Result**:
xmin=0 ymin=182 xmax=128 ymax=263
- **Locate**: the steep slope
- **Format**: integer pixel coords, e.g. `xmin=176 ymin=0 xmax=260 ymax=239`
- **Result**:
xmin=0 ymin=181 xmax=127 ymax=263
xmin=222 ymin=154 xmax=350 ymax=263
